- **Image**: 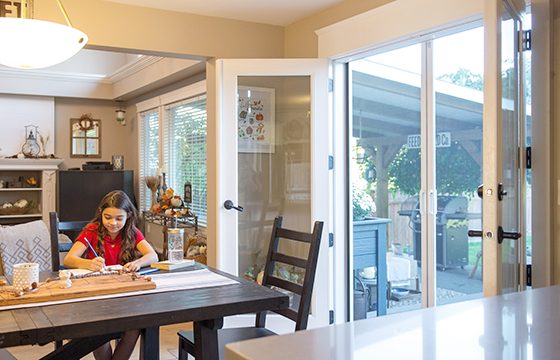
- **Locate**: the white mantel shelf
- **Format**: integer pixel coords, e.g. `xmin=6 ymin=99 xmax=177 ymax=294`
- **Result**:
xmin=0 ymin=158 xmax=63 ymax=170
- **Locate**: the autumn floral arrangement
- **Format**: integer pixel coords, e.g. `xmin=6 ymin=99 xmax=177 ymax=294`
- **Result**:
xmin=150 ymin=188 xmax=195 ymax=218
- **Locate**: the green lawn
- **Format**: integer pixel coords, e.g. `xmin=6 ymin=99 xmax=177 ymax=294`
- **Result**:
xmin=468 ymin=240 xmax=482 ymax=265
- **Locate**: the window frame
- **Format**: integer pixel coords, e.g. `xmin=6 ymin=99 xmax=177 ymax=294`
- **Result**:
xmin=137 ymin=80 xmax=207 ymax=221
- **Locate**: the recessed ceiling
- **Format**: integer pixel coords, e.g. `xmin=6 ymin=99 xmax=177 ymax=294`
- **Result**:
xmin=105 ymin=0 xmax=343 ymax=26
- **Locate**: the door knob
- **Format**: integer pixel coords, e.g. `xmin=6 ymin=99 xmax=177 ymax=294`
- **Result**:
xmin=476 ymin=184 xmax=483 ymax=199
xmin=224 ymin=200 xmax=244 ymax=212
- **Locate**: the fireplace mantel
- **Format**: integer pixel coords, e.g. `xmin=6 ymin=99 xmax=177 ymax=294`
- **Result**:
xmin=0 ymin=158 xmax=63 ymax=170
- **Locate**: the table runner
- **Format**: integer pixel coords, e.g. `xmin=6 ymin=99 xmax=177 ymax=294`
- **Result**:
xmin=0 ymin=268 xmax=238 ymax=311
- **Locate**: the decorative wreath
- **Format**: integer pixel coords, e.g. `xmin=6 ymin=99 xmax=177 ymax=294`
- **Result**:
xmin=76 ymin=114 xmax=96 ymax=132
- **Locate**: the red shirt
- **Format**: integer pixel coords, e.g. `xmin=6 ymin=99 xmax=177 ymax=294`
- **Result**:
xmin=76 ymin=223 xmax=145 ymax=266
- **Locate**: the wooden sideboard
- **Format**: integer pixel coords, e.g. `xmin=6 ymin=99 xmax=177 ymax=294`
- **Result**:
xmin=58 ymin=170 xmax=136 ymax=221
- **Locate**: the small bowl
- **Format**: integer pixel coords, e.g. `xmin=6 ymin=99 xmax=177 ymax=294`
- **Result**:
xmin=391 ymin=287 xmax=410 ymax=299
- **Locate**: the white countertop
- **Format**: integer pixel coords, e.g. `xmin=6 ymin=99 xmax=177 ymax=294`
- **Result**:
xmin=225 ymin=285 xmax=559 ymax=359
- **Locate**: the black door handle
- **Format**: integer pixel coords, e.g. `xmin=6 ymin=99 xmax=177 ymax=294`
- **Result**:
xmin=468 ymin=226 xmax=520 ymax=244
xmin=224 ymin=200 xmax=244 ymax=212
xmin=497 ymin=226 xmax=521 ymax=244
xmin=468 ymin=230 xmax=483 ymax=237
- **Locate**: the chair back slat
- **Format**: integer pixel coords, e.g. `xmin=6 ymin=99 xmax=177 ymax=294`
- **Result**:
xmin=271 ymin=252 xmax=307 ymax=269
xmin=256 ymin=216 xmax=324 ymax=331
xmin=266 ymin=276 xmax=303 ymax=295
xmin=57 ymin=221 xmax=88 ymax=231
xmin=275 ymin=228 xmax=313 ymax=243
xmin=49 ymin=212 xmax=89 ymax=271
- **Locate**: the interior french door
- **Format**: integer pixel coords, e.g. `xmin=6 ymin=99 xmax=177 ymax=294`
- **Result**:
xmin=481 ymin=0 xmax=526 ymax=296
xmin=212 ymin=59 xmax=330 ymax=330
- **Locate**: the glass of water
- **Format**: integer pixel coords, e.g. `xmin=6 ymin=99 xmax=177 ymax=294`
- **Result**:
xmin=167 ymin=228 xmax=184 ymax=262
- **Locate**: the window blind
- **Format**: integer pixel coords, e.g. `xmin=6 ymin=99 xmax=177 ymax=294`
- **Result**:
xmin=138 ymin=109 xmax=160 ymax=211
xmin=164 ymin=95 xmax=207 ymax=225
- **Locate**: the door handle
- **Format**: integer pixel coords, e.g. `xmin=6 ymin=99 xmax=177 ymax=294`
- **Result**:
xmin=497 ymin=226 xmax=521 ymax=244
xmin=468 ymin=230 xmax=483 ymax=238
xmin=224 ymin=200 xmax=244 ymax=212
xmin=468 ymin=226 xmax=520 ymax=244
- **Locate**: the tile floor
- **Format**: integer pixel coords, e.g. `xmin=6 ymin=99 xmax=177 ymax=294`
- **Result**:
xmin=6 ymin=322 xmax=193 ymax=359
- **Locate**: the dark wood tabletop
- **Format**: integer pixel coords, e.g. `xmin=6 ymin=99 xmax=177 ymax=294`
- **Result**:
xmin=0 ymin=266 xmax=289 ymax=360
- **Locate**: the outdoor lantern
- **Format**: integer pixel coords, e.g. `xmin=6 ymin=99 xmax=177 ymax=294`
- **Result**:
xmin=355 ymin=145 xmax=366 ymax=164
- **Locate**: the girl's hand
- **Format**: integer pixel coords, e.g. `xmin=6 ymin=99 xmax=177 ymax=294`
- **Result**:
xmin=88 ymin=257 xmax=106 ymax=271
xmin=124 ymin=260 xmax=141 ymax=272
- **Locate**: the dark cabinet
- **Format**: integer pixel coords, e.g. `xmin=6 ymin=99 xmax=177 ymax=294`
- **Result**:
xmin=58 ymin=170 xmax=136 ymax=221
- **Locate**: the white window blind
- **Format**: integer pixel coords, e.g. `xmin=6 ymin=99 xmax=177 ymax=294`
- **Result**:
xmin=138 ymin=109 xmax=160 ymax=211
xmin=164 ymin=95 xmax=207 ymax=225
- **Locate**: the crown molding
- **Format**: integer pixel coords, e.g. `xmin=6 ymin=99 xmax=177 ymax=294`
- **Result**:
xmin=0 ymin=67 xmax=108 ymax=84
xmin=0 ymin=55 xmax=163 ymax=85
xmin=107 ymin=55 xmax=164 ymax=82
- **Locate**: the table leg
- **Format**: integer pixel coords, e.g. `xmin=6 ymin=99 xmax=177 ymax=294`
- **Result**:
xmin=140 ymin=327 xmax=160 ymax=360
xmin=194 ymin=318 xmax=224 ymax=360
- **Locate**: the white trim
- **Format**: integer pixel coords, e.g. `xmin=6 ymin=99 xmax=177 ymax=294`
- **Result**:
xmin=135 ymin=80 xmax=206 ymax=113
xmin=316 ymin=0 xmax=484 ymax=61
xmin=332 ymin=62 xmax=347 ymax=324
xmin=530 ymin=0 xmax=552 ymax=288
xmin=108 ymin=56 xmax=163 ymax=82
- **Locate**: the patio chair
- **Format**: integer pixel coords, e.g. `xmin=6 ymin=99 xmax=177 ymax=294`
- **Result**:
xmin=177 ymin=216 xmax=324 ymax=360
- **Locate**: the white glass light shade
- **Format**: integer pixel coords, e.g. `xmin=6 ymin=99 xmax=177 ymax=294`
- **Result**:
xmin=0 ymin=17 xmax=88 ymax=69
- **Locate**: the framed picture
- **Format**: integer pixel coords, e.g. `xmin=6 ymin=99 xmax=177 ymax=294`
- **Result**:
xmin=238 ymin=86 xmax=275 ymax=153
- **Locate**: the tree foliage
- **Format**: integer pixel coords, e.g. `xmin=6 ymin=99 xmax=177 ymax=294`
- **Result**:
xmin=437 ymin=68 xmax=483 ymax=91
xmin=387 ymin=142 xmax=481 ymax=196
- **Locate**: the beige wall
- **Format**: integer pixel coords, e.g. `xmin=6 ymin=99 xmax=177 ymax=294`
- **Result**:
xmin=284 ymin=0 xmax=393 ymax=58
xmin=34 ymin=0 xmax=284 ymax=59
xmin=32 ymin=0 xmax=394 ymax=60
xmin=55 ymin=98 xmax=135 ymax=171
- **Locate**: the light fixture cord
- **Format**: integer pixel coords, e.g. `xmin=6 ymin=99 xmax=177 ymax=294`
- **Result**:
xmin=55 ymin=0 xmax=74 ymax=28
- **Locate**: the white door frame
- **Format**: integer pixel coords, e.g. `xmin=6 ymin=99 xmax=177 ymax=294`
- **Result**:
xmin=210 ymin=58 xmax=330 ymax=330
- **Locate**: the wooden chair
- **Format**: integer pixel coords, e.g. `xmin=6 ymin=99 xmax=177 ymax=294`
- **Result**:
xmin=177 ymin=216 xmax=324 ymax=360
xmin=49 ymin=212 xmax=89 ymax=271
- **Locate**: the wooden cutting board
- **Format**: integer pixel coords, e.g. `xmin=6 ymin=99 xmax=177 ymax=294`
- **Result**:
xmin=0 ymin=273 xmax=156 ymax=306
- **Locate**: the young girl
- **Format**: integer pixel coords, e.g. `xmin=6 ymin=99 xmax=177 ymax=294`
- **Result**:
xmin=64 ymin=190 xmax=158 ymax=360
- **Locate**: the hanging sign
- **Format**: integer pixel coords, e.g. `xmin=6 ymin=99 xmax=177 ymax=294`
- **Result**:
xmin=0 ymin=1 xmax=24 ymax=18
xmin=407 ymin=132 xmax=451 ymax=149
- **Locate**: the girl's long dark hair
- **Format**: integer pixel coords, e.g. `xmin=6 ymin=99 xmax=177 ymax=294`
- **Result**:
xmin=90 ymin=190 xmax=140 ymax=264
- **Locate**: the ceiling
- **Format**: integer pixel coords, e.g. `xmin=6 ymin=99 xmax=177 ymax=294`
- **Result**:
xmin=105 ymin=0 xmax=343 ymax=26
xmin=0 ymin=0 xmax=343 ymax=99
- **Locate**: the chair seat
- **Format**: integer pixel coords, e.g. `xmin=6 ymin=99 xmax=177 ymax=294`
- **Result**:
xmin=178 ymin=327 xmax=276 ymax=360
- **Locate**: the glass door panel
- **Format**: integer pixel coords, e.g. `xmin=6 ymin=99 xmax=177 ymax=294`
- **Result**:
xmin=350 ymin=44 xmax=422 ymax=317
xmin=500 ymin=8 xmax=521 ymax=293
xmin=237 ymin=76 xmax=312 ymax=306
xmin=433 ymin=27 xmax=484 ymax=304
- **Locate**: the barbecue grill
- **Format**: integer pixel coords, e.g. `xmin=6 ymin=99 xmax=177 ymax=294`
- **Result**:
xmin=398 ymin=195 xmax=469 ymax=270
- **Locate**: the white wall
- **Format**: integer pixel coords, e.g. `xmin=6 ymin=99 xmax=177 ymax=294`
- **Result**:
xmin=0 ymin=95 xmax=55 ymax=157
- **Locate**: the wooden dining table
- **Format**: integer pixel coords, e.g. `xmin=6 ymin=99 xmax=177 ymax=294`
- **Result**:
xmin=0 ymin=266 xmax=289 ymax=360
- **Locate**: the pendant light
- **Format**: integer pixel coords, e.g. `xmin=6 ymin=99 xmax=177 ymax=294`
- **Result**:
xmin=0 ymin=0 xmax=88 ymax=69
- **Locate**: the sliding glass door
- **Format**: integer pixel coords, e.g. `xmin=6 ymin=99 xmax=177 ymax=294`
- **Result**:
xmin=350 ymin=44 xmax=423 ymax=318
xmin=349 ymin=25 xmax=487 ymax=318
